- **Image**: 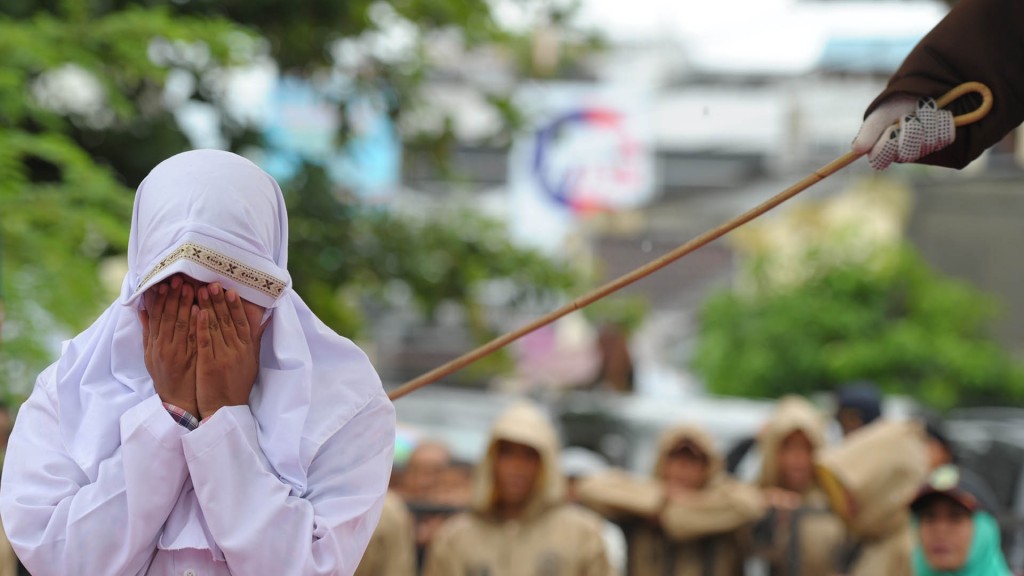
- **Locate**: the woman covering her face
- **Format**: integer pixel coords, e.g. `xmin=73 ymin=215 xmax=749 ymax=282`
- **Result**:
xmin=911 ymin=465 xmax=1011 ymax=576
xmin=0 ymin=150 xmax=395 ymax=576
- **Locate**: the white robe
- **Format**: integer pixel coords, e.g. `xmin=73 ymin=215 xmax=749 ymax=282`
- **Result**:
xmin=0 ymin=150 xmax=396 ymax=576
xmin=1 ymin=364 xmax=395 ymax=576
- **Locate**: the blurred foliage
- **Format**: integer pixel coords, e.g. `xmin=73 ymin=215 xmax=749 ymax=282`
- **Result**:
xmin=0 ymin=5 xmax=254 ymax=399
xmin=284 ymin=164 xmax=579 ymax=332
xmin=175 ymin=0 xmax=505 ymax=72
xmin=0 ymin=0 xmax=502 ymax=71
xmin=692 ymin=244 xmax=1024 ymax=410
xmin=0 ymin=0 xmax=594 ymax=398
xmin=583 ymin=295 xmax=649 ymax=335
xmin=284 ymin=164 xmax=580 ymax=383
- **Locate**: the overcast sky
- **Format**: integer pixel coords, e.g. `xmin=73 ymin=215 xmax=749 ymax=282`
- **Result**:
xmin=515 ymin=0 xmax=950 ymax=73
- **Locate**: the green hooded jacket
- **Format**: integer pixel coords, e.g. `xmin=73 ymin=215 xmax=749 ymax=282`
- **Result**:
xmin=913 ymin=511 xmax=1011 ymax=576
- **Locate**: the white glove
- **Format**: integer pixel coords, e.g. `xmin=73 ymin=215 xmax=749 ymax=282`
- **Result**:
xmin=852 ymin=95 xmax=955 ymax=170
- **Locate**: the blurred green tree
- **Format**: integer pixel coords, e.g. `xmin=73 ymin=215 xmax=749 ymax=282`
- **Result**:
xmin=0 ymin=0 xmax=588 ymax=398
xmin=0 ymin=5 xmax=256 ymax=398
xmin=691 ymin=244 xmax=1024 ymax=410
xmin=284 ymin=163 xmax=578 ymax=340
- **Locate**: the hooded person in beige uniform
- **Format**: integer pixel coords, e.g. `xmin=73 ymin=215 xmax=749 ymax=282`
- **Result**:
xmin=0 ymin=405 xmax=15 ymax=576
xmin=753 ymin=396 xmax=846 ymax=576
xmin=578 ymin=423 xmax=764 ymax=576
xmin=422 ymin=401 xmax=611 ymax=576
xmin=815 ymin=420 xmax=930 ymax=576
xmin=354 ymin=490 xmax=416 ymax=576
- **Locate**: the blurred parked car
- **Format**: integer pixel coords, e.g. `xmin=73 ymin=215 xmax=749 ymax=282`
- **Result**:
xmin=945 ymin=407 xmax=1024 ymax=573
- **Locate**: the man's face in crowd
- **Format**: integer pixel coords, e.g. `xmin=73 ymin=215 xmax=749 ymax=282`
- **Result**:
xmin=926 ymin=438 xmax=955 ymax=471
xmin=836 ymin=408 xmax=865 ymax=437
xmin=403 ymin=442 xmax=452 ymax=502
xmin=435 ymin=464 xmax=473 ymax=507
xmin=917 ymin=496 xmax=975 ymax=571
xmin=493 ymin=440 xmax=541 ymax=510
xmin=777 ymin=430 xmax=815 ymax=493
xmin=663 ymin=444 xmax=709 ymax=494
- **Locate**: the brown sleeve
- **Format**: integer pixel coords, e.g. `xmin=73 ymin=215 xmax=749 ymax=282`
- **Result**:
xmin=355 ymin=495 xmax=417 ymax=576
xmin=421 ymin=518 xmax=463 ymax=576
xmin=576 ymin=514 xmax=615 ymax=576
xmin=850 ymin=528 xmax=914 ymax=576
xmin=576 ymin=470 xmax=664 ymax=520
xmin=865 ymin=0 xmax=1024 ymax=168
xmin=382 ymin=499 xmax=417 ymax=576
xmin=0 ymin=525 xmax=16 ymax=576
xmin=659 ymin=480 xmax=766 ymax=541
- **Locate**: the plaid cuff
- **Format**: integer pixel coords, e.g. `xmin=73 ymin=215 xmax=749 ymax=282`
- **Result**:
xmin=163 ymin=402 xmax=199 ymax=431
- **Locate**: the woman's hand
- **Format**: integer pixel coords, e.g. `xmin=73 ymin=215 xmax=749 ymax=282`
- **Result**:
xmin=140 ymin=275 xmax=199 ymax=417
xmin=195 ymin=283 xmax=266 ymax=420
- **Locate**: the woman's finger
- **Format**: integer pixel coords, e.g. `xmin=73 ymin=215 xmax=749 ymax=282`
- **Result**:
xmin=174 ymin=283 xmax=194 ymax=342
xmin=143 ymin=289 xmax=155 ymax=329
xmin=159 ymin=275 xmax=183 ymax=341
xmin=148 ymin=283 xmax=168 ymax=335
xmin=139 ymin=310 xmax=151 ymax=352
xmin=186 ymin=304 xmax=198 ymax=358
xmin=224 ymin=289 xmax=251 ymax=344
xmin=198 ymin=285 xmax=227 ymax=349
xmin=196 ymin=307 xmax=214 ymax=359
xmin=209 ymin=283 xmax=236 ymax=343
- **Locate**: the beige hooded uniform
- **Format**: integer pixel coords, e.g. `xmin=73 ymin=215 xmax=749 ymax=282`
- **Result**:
xmin=0 ymin=524 xmax=14 ymax=576
xmin=423 ymin=402 xmax=611 ymax=576
xmin=816 ymin=420 xmax=929 ymax=576
xmin=755 ymin=396 xmax=845 ymax=576
xmin=355 ymin=490 xmax=416 ymax=576
xmin=579 ymin=424 xmax=765 ymax=576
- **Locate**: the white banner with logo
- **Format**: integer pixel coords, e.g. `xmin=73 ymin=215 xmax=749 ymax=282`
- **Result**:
xmin=508 ymin=83 xmax=655 ymax=252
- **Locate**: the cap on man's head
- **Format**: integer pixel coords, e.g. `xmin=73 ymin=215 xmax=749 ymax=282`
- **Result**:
xmin=836 ymin=381 xmax=882 ymax=425
xmin=911 ymin=465 xmax=987 ymax=514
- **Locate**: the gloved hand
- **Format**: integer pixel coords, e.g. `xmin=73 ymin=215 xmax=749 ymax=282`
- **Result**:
xmin=852 ymin=94 xmax=956 ymax=170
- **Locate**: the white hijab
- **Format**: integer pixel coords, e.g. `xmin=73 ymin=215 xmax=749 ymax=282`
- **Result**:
xmin=54 ymin=149 xmax=382 ymax=495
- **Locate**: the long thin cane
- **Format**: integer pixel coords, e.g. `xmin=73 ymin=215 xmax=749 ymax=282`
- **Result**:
xmin=388 ymin=81 xmax=993 ymax=402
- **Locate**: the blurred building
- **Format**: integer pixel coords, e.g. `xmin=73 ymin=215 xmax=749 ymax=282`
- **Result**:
xmin=244 ymin=0 xmax=1023 ymax=387
xmin=389 ymin=0 xmax=1024 ymax=389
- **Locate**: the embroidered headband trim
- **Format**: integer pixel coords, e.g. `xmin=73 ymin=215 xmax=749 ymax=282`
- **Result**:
xmin=137 ymin=241 xmax=287 ymax=299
